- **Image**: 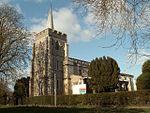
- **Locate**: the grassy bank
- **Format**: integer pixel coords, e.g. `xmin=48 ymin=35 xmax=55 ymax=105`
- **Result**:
xmin=0 ymin=106 xmax=150 ymax=113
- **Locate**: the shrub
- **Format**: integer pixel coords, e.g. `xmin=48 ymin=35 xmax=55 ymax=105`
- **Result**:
xmin=137 ymin=60 xmax=150 ymax=90
xmin=137 ymin=73 xmax=150 ymax=90
xmin=29 ymin=90 xmax=150 ymax=107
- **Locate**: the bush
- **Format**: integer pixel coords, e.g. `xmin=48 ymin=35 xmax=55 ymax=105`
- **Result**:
xmin=137 ymin=73 xmax=150 ymax=90
xmin=137 ymin=60 xmax=150 ymax=90
xmin=29 ymin=90 xmax=150 ymax=107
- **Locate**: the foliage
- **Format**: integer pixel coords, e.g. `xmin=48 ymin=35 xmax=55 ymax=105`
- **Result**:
xmin=88 ymin=56 xmax=120 ymax=93
xmin=137 ymin=60 xmax=150 ymax=90
xmin=14 ymin=77 xmax=29 ymax=105
xmin=29 ymin=90 xmax=150 ymax=107
xmin=0 ymin=81 xmax=9 ymax=96
xmin=0 ymin=4 xmax=31 ymax=78
xmin=137 ymin=73 xmax=150 ymax=90
xmin=0 ymin=81 xmax=11 ymax=105
xmin=142 ymin=60 xmax=150 ymax=73
xmin=0 ymin=107 xmax=149 ymax=113
xmin=14 ymin=77 xmax=29 ymax=97
xmin=73 ymin=0 xmax=150 ymax=55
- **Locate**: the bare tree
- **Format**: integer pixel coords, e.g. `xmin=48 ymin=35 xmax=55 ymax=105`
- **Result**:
xmin=0 ymin=4 xmax=31 ymax=79
xmin=74 ymin=0 xmax=150 ymax=55
xmin=0 ymin=80 xmax=10 ymax=96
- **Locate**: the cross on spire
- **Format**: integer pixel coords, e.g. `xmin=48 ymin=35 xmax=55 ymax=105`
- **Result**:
xmin=47 ymin=0 xmax=54 ymax=30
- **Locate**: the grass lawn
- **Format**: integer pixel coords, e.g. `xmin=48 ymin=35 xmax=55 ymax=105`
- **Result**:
xmin=0 ymin=106 xmax=150 ymax=113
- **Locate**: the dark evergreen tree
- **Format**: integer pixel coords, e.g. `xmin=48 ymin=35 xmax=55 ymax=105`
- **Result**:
xmin=142 ymin=60 xmax=150 ymax=73
xmin=88 ymin=56 xmax=120 ymax=93
xmin=137 ymin=60 xmax=150 ymax=90
xmin=0 ymin=81 xmax=10 ymax=105
xmin=14 ymin=77 xmax=29 ymax=105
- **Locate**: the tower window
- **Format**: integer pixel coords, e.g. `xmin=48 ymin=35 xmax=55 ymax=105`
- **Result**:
xmin=52 ymin=39 xmax=54 ymax=45
xmin=56 ymin=60 xmax=59 ymax=70
xmin=54 ymin=59 xmax=59 ymax=70
xmin=57 ymin=80 xmax=59 ymax=89
xmin=79 ymin=69 xmax=82 ymax=76
xmin=55 ymin=41 xmax=59 ymax=50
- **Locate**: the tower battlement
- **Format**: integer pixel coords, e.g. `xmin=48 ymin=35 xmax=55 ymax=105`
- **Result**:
xmin=52 ymin=29 xmax=67 ymax=41
xmin=35 ymin=28 xmax=67 ymax=41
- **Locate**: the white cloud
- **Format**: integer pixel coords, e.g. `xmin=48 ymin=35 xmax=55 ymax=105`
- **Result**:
xmin=30 ymin=7 xmax=95 ymax=42
xmin=30 ymin=18 xmax=47 ymax=33
xmin=0 ymin=1 xmax=23 ymax=15
xmin=0 ymin=0 xmax=10 ymax=5
xmin=23 ymin=0 xmax=45 ymax=3
xmin=84 ymin=12 xmax=95 ymax=25
xmin=54 ymin=8 xmax=95 ymax=42
xmin=36 ymin=0 xmax=45 ymax=3
xmin=15 ymin=4 xmax=23 ymax=14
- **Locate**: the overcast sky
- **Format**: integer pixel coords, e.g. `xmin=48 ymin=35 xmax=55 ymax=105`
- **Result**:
xmin=1 ymin=0 xmax=150 ymax=78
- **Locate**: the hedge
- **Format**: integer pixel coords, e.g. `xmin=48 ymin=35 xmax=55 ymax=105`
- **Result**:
xmin=29 ymin=90 xmax=150 ymax=107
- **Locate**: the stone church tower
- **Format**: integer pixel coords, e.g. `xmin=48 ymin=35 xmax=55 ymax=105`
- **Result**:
xmin=29 ymin=1 xmax=70 ymax=96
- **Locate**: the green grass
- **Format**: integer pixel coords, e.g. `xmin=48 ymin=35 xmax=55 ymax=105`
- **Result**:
xmin=0 ymin=106 xmax=150 ymax=113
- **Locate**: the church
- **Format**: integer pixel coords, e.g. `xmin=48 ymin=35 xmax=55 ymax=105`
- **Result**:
xmin=29 ymin=1 xmax=135 ymax=96
xmin=29 ymin=1 xmax=90 ymax=96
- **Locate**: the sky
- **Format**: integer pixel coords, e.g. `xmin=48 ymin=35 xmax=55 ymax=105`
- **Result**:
xmin=1 ymin=0 xmax=150 ymax=79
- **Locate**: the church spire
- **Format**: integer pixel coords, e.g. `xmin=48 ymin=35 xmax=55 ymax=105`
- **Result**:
xmin=47 ymin=0 xmax=54 ymax=30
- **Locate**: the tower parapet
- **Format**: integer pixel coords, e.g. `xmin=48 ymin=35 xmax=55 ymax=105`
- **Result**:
xmin=51 ymin=29 xmax=67 ymax=41
xmin=35 ymin=28 xmax=67 ymax=42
